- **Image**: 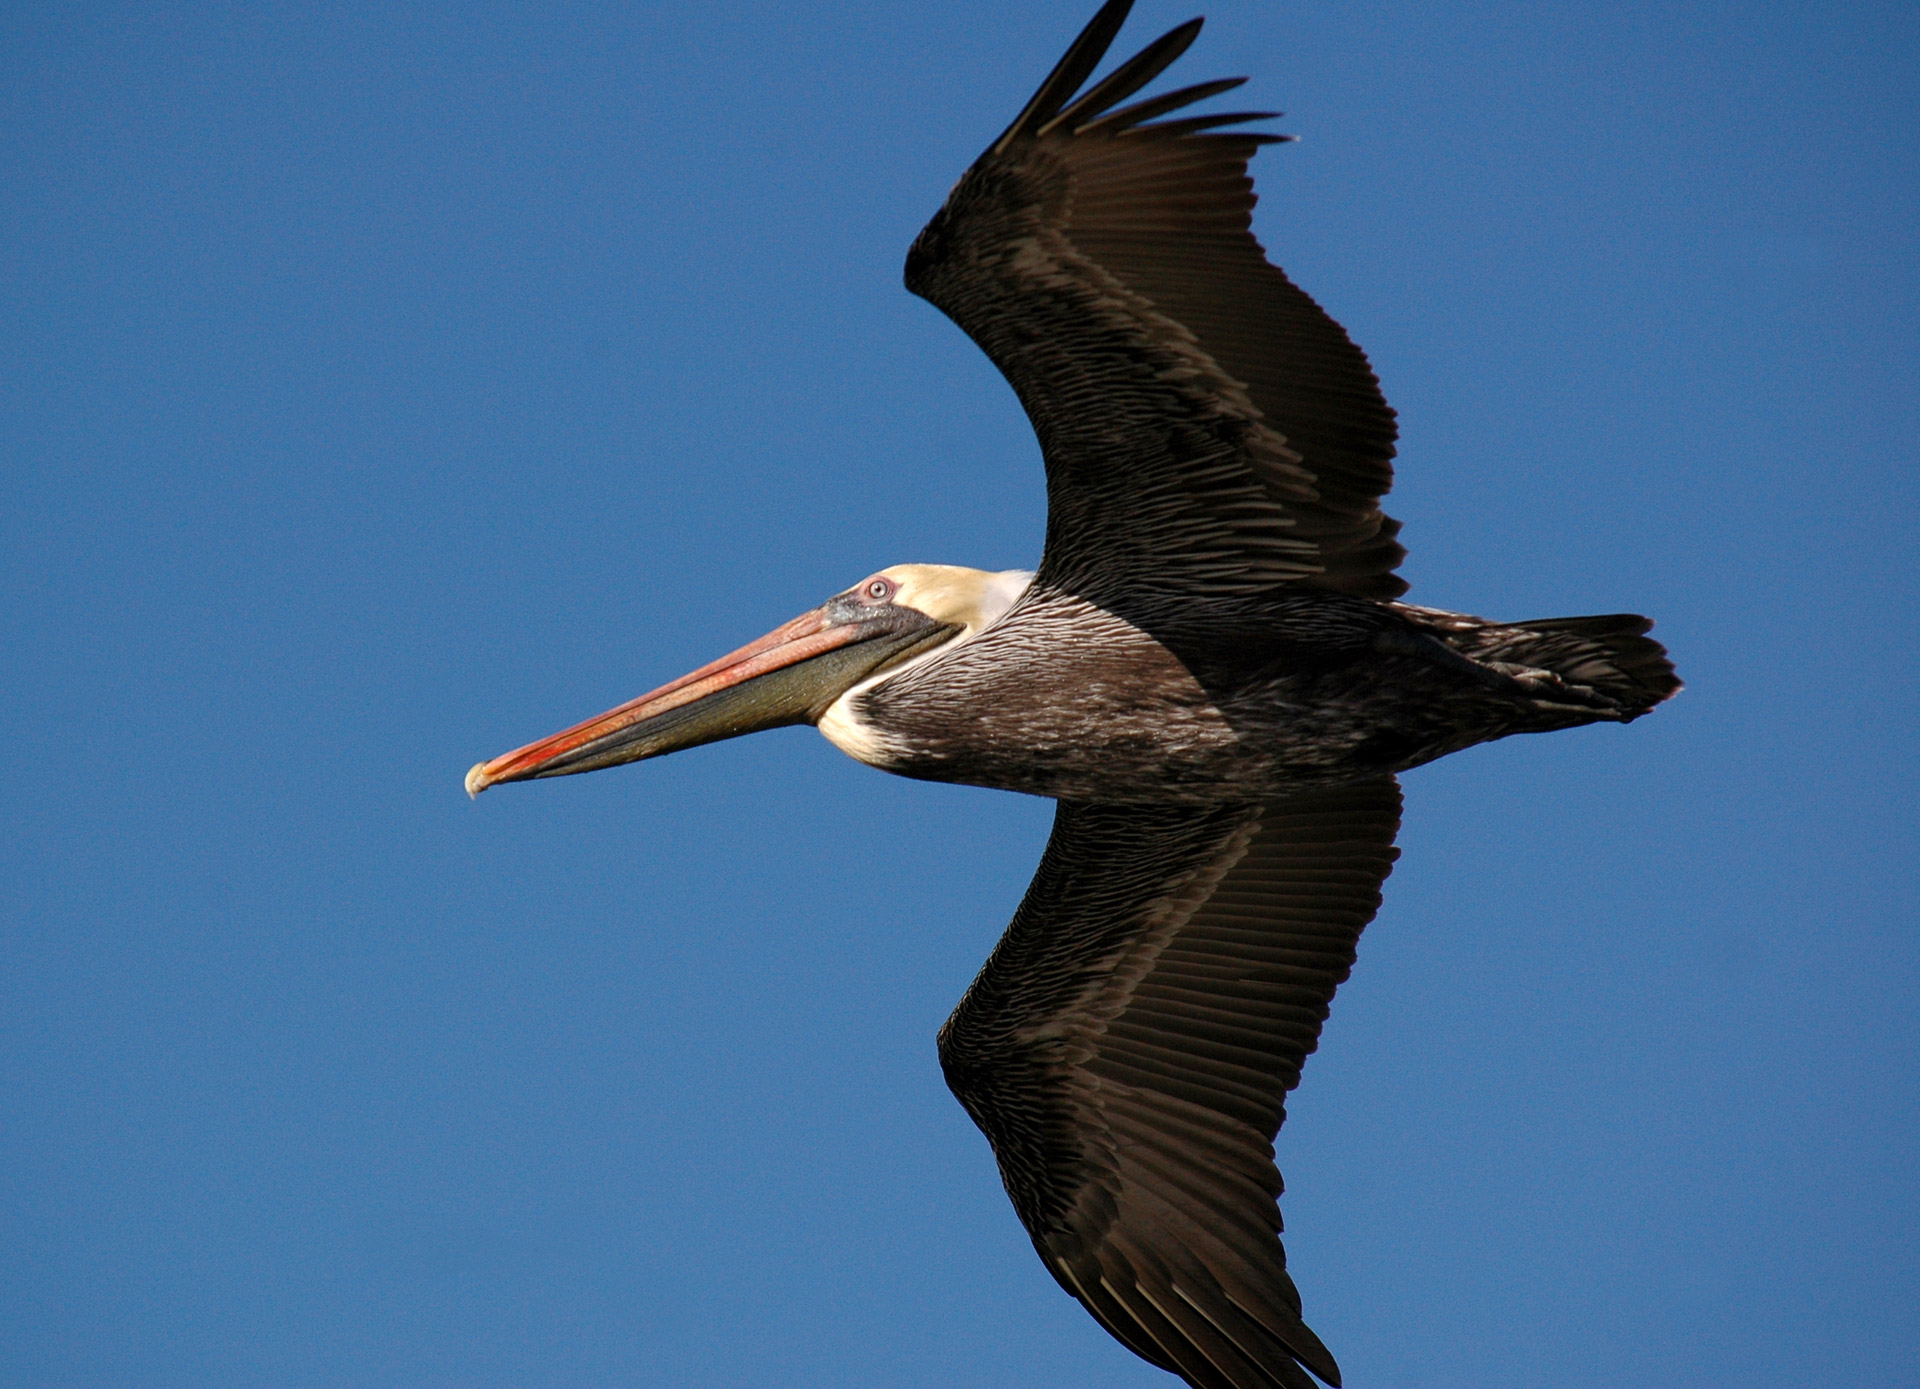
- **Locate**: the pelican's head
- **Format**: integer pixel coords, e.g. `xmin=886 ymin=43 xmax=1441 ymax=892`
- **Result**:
xmin=862 ymin=563 xmax=1034 ymax=636
xmin=464 ymin=564 xmax=1032 ymax=796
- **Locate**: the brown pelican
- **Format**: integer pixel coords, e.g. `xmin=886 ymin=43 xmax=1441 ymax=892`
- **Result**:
xmin=466 ymin=3 xmax=1679 ymax=1385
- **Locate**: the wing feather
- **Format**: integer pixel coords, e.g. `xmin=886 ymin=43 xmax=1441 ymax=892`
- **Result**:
xmin=938 ymin=779 xmax=1402 ymax=1389
xmin=1082 ymin=80 xmax=1257 ymax=136
xmin=1043 ymin=18 xmax=1204 ymax=135
xmin=988 ymin=0 xmax=1137 ymax=157
xmin=908 ymin=0 xmax=1404 ymax=600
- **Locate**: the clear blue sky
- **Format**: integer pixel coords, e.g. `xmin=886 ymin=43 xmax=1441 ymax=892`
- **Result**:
xmin=4 ymin=2 xmax=1915 ymax=1385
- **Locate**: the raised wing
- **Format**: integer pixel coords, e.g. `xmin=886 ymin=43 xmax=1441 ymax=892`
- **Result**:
xmin=938 ymin=779 xmax=1402 ymax=1389
xmin=906 ymin=0 xmax=1405 ymax=602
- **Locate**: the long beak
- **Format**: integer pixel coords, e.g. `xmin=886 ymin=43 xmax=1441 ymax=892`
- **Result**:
xmin=465 ymin=600 xmax=954 ymax=797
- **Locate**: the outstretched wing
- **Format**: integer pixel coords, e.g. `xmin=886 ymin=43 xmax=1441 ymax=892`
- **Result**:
xmin=906 ymin=0 xmax=1404 ymax=602
xmin=939 ymin=779 xmax=1402 ymax=1389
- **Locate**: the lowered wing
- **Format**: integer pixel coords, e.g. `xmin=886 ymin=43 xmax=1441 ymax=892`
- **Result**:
xmin=939 ymin=779 xmax=1403 ymax=1389
xmin=906 ymin=0 xmax=1404 ymax=602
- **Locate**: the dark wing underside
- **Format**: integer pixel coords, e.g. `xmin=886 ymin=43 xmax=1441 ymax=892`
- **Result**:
xmin=906 ymin=0 xmax=1405 ymax=601
xmin=939 ymin=779 xmax=1403 ymax=1389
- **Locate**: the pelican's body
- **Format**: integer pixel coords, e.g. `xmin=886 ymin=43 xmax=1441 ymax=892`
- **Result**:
xmin=466 ymin=6 xmax=1679 ymax=1387
xmin=823 ymin=574 xmax=1665 ymax=803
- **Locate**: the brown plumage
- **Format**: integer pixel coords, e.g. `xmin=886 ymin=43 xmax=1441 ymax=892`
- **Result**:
xmin=939 ymin=783 xmax=1402 ymax=1389
xmin=465 ymin=4 xmax=1680 ymax=1386
xmin=886 ymin=5 xmax=1677 ymax=1382
xmin=906 ymin=4 xmax=1402 ymax=602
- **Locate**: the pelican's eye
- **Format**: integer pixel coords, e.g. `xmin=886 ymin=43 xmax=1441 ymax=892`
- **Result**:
xmin=863 ymin=577 xmax=896 ymax=603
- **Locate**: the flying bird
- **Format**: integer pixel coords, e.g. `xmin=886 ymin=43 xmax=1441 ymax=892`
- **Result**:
xmin=465 ymin=3 xmax=1680 ymax=1386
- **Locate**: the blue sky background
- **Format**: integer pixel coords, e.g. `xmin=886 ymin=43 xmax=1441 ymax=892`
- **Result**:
xmin=4 ymin=2 xmax=1915 ymax=1385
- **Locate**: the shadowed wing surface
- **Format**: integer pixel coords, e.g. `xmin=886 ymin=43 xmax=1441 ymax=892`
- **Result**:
xmin=938 ymin=779 xmax=1402 ymax=1389
xmin=905 ymin=0 xmax=1405 ymax=601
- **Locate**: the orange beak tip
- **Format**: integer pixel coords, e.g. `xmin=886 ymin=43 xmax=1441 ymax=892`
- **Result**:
xmin=464 ymin=762 xmax=492 ymax=799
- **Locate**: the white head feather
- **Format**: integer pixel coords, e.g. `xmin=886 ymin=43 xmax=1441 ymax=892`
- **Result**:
xmin=881 ymin=563 xmax=1034 ymax=633
xmin=816 ymin=563 xmax=1034 ymax=764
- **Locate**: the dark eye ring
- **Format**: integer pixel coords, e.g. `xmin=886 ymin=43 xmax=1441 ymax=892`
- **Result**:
xmin=866 ymin=578 xmax=894 ymax=601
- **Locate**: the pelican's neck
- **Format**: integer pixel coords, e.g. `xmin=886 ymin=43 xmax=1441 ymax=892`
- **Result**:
xmin=817 ymin=566 xmax=1033 ymax=765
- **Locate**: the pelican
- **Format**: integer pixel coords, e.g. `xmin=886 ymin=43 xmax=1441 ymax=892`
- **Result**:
xmin=466 ymin=3 xmax=1679 ymax=1385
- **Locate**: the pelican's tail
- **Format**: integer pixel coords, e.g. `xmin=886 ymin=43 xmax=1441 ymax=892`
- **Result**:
xmin=1462 ymin=612 xmax=1682 ymax=722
